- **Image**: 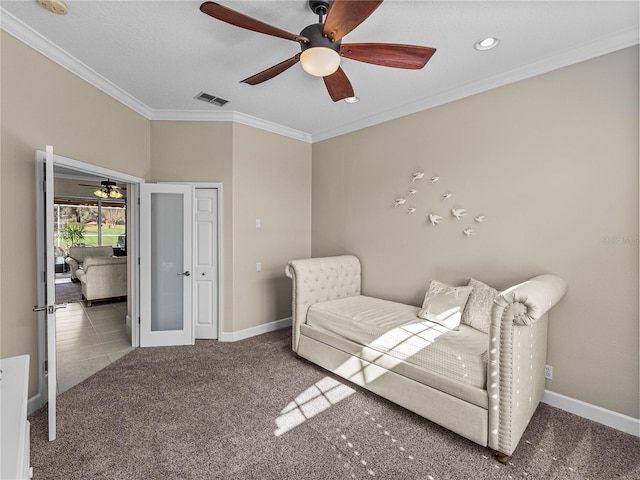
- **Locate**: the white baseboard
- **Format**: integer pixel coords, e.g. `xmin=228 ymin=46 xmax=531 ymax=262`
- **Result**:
xmin=28 ymin=393 xmax=43 ymax=416
xmin=219 ymin=317 xmax=292 ymax=342
xmin=542 ymin=390 xmax=640 ymax=436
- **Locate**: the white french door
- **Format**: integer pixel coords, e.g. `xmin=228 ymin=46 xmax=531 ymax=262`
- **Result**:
xmin=36 ymin=146 xmax=61 ymax=441
xmin=140 ymin=184 xmax=194 ymax=347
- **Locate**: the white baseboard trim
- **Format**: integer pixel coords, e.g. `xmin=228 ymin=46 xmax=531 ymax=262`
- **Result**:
xmin=219 ymin=317 xmax=292 ymax=342
xmin=542 ymin=390 xmax=640 ymax=436
xmin=28 ymin=393 xmax=43 ymax=416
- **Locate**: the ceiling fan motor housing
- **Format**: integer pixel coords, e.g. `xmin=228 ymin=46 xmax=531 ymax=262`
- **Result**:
xmin=299 ymin=23 xmax=341 ymax=53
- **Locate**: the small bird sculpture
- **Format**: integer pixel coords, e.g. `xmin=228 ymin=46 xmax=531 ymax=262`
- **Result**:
xmin=474 ymin=215 xmax=486 ymax=223
xmin=393 ymin=198 xmax=407 ymax=207
xmin=430 ymin=176 xmax=440 ymax=183
xmin=429 ymin=214 xmax=443 ymax=225
xmin=451 ymin=208 xmax=467 ymax=219
xmin=407 ymin=207 xmax=416 ymax=214
xmin=407 ymin=188 xmax=417 ymax=196
xmin=442 ymin=193 xmax=452 ymax=200
xmin=411 ymin=172 xmax=425 ymax=182
xmin=463 ymin=228 xmax=475 ymax=236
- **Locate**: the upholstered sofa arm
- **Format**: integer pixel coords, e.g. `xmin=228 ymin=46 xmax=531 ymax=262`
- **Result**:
xmin=65 ymin=256 xmax=79 ymax=272
xmin=487 ymin=274 xmax=567 ymax=458
xmin=285 ymin=255 xmax=361 ymax=352
xmin=495 ymin=274 xmax=568 ymax=326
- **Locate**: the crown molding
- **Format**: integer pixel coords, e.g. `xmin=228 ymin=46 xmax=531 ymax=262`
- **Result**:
xmin=150 ymin=110 xmax=313 ymax=143
xmin=3 ymin=7 xmax=637 ymax=144
xmin=310 ymin=25 xmax=640 ymax=142
xmin=1 ymin=8 xmax=154 ymax=119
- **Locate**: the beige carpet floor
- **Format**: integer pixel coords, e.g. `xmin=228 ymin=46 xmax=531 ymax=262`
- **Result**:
xmin=29 ymin=328 xmax=640 ymax=479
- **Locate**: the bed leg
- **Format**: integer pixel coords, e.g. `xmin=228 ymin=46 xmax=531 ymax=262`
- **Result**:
xmin=495 ymin=451 xmax=509 ymax=465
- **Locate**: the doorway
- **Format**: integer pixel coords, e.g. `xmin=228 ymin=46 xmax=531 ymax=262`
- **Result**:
xmin=35 ymin=150 xmax=143 ymax=415
xmin=53 ymin=175 xmax=131 ymax=392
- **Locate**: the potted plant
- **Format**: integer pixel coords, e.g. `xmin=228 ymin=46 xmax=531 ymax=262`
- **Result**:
xmin=62 ymin=223 xmax=85 ymax=247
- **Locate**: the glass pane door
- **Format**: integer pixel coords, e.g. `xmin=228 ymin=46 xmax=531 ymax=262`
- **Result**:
xmin=150 ymin=192 xmax=184 ymax=332
xmin=140 ymin=184 xmax=194 ymax=347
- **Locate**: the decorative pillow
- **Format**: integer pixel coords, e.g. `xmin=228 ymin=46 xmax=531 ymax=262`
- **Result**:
xmin=461 ymin=278 xmax=499 ymax=334
xmin=418 ymin=280 xmax=473 ymax=330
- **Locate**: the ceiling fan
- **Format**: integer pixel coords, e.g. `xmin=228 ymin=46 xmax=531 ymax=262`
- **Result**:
xmin=200 ymin=0 xmax=436 ymax=102
xmin=79 ymin=179 xmax=126 ymax=199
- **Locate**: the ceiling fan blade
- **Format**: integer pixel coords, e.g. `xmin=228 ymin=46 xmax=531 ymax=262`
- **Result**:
xmin=340 ymin=43 xmax=436 ymax=69
xmin=323 ymin=67 xmax=355 ymax=102
xmin=322 ymin=0 xmax=383 ymax=43
xmin=200 ymin=2 xmax=308 ymax=43
xmin=241 ymin=55 xmax=301 ymax=85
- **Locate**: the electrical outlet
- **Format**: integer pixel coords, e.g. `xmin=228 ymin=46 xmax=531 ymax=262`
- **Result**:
xmin=545 ymin=365 xmax=553 ymax=380
xmin=256 ymin=262 xmax=262 ymax=272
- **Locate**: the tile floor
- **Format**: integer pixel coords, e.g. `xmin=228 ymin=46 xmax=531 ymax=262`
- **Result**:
xmin=56 ymin=299 xmax=133 ymax=394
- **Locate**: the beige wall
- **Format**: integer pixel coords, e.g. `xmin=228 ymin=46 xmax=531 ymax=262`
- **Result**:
xmin=312 ymin=46 xmax=639 ymax=418
xmin=1 ymin=31 xmax=151 ymax=396
xmin=0 ymin=27 xmax=312 ymax=398
xmin=2 ymin=29 xmax=636 ymax=421
xmin=231 ymin=123 xmax=312 ymax=331
xmin=149 ymin=120 xmax=235 ymax=332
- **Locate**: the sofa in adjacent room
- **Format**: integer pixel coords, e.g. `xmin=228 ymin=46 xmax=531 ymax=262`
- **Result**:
xmin=76 ymin=255 xmax=127 ymax=306
xmin=65 ymin=245 xmax=115 ymax=281
xmin=285 ymin=255 xmax=567 ymax=463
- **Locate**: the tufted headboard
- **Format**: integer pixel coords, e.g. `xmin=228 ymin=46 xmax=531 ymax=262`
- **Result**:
xmin=285 ymin=255 xmax=361 ymax=352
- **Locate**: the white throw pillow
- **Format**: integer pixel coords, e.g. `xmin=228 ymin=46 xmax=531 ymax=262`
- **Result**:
xmin=461 ymin=278 xmax=499 ymax=334
xmin=418 ymin=280 xmax=473 ymax=330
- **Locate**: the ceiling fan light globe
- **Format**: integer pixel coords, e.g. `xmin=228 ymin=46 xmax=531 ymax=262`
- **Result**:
xmin=94 ymin=189 xmax=109 ymax=199
xmin=300 ymin=47 xmax=341 ymax=77
xmin=109 ymin=189 xmax=123 ymax=199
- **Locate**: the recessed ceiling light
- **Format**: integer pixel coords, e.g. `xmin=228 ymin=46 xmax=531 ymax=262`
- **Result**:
xmin=474 ymin=37 xmax=499 ymax=51
xmin=344 ymin=96 xmax=360 ymax=104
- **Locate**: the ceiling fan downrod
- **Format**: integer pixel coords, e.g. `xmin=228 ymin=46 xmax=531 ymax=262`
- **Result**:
xmin=308 ymin=0 xmax=330 ymax=25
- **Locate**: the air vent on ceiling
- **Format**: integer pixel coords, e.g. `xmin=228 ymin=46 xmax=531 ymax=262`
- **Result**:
xmin=194 ymin=91 xmax=229 ymax=107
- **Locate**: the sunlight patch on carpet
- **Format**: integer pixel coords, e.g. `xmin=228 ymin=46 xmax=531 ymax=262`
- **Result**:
xmin=274 ymin=376 xmax=355 ymax=436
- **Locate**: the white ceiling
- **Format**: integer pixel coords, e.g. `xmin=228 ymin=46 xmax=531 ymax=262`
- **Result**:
xmin=2 ymin=1 xmax=638 ymax=142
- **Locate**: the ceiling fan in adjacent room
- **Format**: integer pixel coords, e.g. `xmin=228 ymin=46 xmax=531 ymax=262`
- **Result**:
xmin=79 ymin=179 xmax=126 ymax=199
xmin=200 ymin=0 xmax=436 ymax=102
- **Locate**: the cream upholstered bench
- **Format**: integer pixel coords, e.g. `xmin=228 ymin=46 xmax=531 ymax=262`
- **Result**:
xmin=285 ymin=255 xmax=567 ymax=463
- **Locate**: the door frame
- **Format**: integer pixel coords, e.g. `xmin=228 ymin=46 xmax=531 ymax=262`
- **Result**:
xmin=35 ymin=150 xmax=144 ymax=412
xmin=162 ymin=182 xmax=224 ymax=341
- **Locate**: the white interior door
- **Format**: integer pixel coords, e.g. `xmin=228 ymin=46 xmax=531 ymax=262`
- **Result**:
xmin=34 ymin=146 xmax=62 ymax=441
xmin=140 ymin=183 xmax=194 ymax=347
xmin=194 ymin=188 xmax=219 ymax=339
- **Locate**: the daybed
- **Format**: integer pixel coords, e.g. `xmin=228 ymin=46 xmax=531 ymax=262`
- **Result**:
xmin=76 ymin=256 xmax=127 ymax=306
xmin=285 ymin=255 xmax=567 ymax=463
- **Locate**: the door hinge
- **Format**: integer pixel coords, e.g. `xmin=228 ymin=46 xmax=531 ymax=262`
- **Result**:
xmin=44 ymin=360 xmax=48 ymax=373
xmin=138 ymin=317 xmax=141 ymax=325
xmin=43 ymin=180 xmax=47 ymax=193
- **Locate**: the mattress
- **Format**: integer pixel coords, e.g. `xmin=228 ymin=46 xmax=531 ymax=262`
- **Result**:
xmin=306 ymin=295 xmax=488 ymax=389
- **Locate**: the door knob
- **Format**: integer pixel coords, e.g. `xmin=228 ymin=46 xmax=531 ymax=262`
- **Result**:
xmin=178 ymin=271 xmax=191 ymax=277
xmin=33 ymin=304 xmax=67 ymax=313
